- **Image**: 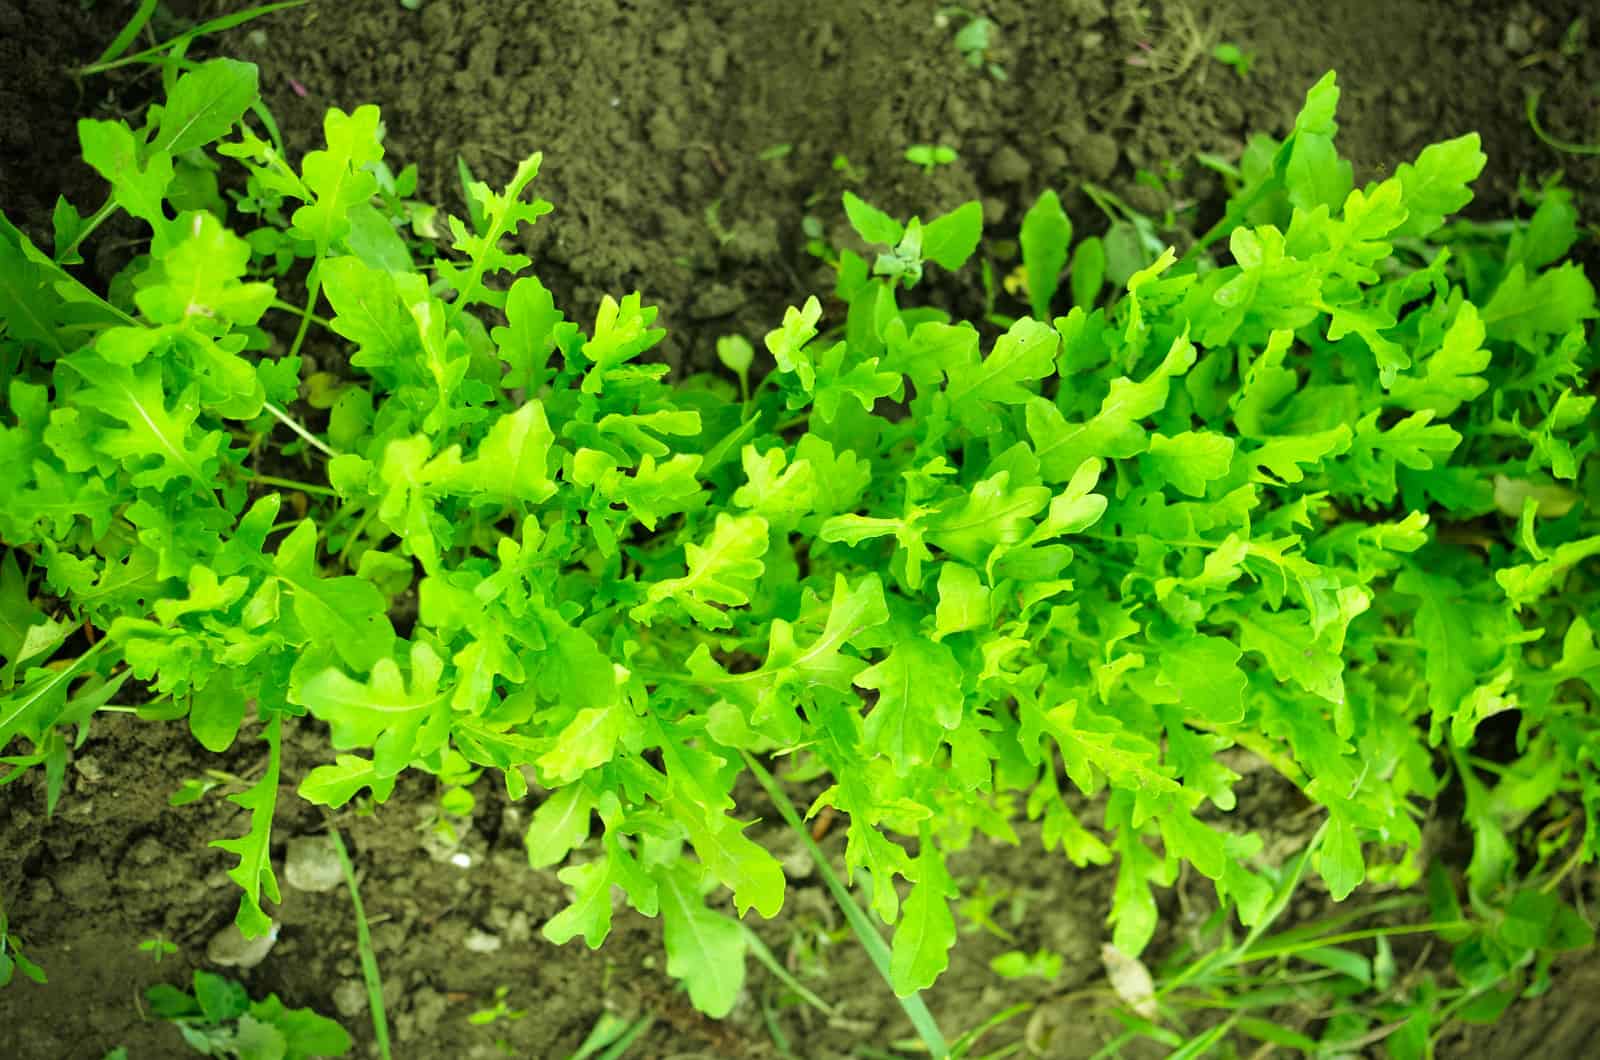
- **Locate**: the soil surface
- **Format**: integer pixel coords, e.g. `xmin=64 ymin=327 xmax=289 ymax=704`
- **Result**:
xmin=2 ymin=0 xmax=1598 ymax=1058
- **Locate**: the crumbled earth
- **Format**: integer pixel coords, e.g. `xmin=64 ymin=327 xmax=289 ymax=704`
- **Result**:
xmin=1 ymin=0 xmax=1596 ymax=1056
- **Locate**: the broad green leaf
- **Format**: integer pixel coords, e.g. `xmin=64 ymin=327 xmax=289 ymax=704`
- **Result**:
xmin=65 ymin=355 xmax=222 ymax=489
xmin=273 ymin=521 xmax=396 ymax=673
xmin=448 ymin=401 xmax=558 ymax=504
xmin=927 ymin=471 xmax=1050 ymax=564
xmin=1480 ymin=262 xmax=1597 ymax=351
xmin=1020 ymin=189 xmax=1072 ymax=320
xmin=295 ymin=641 xmax=447 ymax=776
xmin=1157 ymin=636 xmax=1247 ymax=725
xmin=856 ymin=637 xmax=965 ymax=770
xmin=634 ymin=513 xmax=769 ymax=630
xmin=933 ymin=562 xmax=990 ymax=639
xmin=657 ymin=862 xmax=748 ymax=1018
xmin=537 ymin=703 xmax=623 ymax=785
xmin=1070 ymin=235 xmax=1106 ymax=309
xmin=842 ymin=191 xmax=904 ymax=246
xmin=1317 ymin=812 xmax=1364 ymax=900
xmin=77 ymin=119 xmax=172 ymax=225
xmin=1027 ymin=330 xmax=1196 ymax=480
xmin=298 ymin=754 xmax=399 ymax=807
xmin=290 ymin=105 xmax=384 ymax=252
xmin=1144 ymin=431 xmax=1235 ymax=497
xmin=944 ymin=316 xmax=1058 ymax=422
xmin=890 ymin=842 xmax=957 ymax=995
xmin=921 ymin=199 xmax=983 ymax=271
xmin=525 ymin=784 xmax=596 ymax=868
xmin=153 ymin=59 xmax=259 ymax=155
xmin=320 ymin=256 xmax=412 ymax=369
xmin=492 ymin=275 xmax=566 ymax=392
xmin=1392 ymin=132 xmax=1486 ymax=238
xmin=677 ymin=809 xmax=786 ymax=920
xmin=543 ymin=857 xmax=615 ymax=949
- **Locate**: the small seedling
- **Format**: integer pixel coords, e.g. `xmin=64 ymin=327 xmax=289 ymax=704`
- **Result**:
xmin=138 ymin=936 xmax=179 ymax=963
xmin=1211 ymin=41 xmax=1256 ymax=77
xmin=716 ymin=335 xmax=754 ymax=402
xmin=904 ymin=143 xmax=959 ymax=174
xmin=831 ymin=153 xmax=867 ymax=183
xmin=937 ymin=7 xmax=1007 ymax=80
xmin=757 ymin=143 xmax=793 ymax=162
xmin=989 ymin=948 xmax=1062 ymax=981
xmin=468 ymin=985 xmax=528 ymax=1026
xmin=168 ymin=768 xmax=248 ymax=807
xmin=469 ymin=986 xmax=527 ymax=1055
xmin=0 ymin=903 xmax=46 ymax=988
xmin=703 ymin=199 xmax=738 ymax=246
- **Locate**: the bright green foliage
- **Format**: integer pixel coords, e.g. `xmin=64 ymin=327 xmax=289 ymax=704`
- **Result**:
xmin=2 ymin=65 xmax=1598 ymax=1038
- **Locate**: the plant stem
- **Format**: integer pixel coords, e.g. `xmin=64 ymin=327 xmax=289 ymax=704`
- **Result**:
xmin=328 ymin=828 xmax=391 ymax=1060
xmin=261 ymin=400 xmax=340 ymax=458
xmin=57 ymin=197 xmax=117 ymax=263
xmin=741 ymin=925 xmax=834 ymax=1014
xmin=272 ymin=299 xmax=332 ymax=329
xmin=740 ymin=750 xmax=949 ymax=1060
xmin=287 ymin=261 xmax=323 ymax=363
xmin=236 ymin=471 xmax=339 ymax=497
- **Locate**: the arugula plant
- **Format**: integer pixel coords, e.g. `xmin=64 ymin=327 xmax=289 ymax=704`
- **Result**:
xmin=1 ymin=61 xmax=1596 ymax=1049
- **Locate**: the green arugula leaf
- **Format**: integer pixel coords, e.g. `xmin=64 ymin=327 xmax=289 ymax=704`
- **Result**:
xmin=1020 ymin=189 xmax=1072 ymax=320
xmin=210 ymin=714 xmax=281 ymax=938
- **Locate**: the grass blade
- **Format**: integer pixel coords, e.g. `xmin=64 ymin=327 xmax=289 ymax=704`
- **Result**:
xmin=90 ymin=0 xmax=159 ymax=68
xmin=329 ymin=827 xmax=391 ymax=1060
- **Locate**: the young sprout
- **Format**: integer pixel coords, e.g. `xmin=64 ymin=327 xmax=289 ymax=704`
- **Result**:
xmin=139 ymin=937 xmax=179 ymax=963
xmin=1211 ymin=41 xmax=1256 ymax=77
xmin=904 ymin=144 xmax=959 ymax=174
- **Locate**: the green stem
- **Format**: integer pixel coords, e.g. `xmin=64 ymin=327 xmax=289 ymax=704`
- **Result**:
xmin=272 ymin=299 xmax=332 ymax=329
xmin=1525 ymin=88 xmax=1600 ymax=156
xmin=57 ymin=197 xmax=118 ymax=263
xmin=740 ymin=925 xmax=834 ymax=1015
xmin=335 ymin=506 xmax=379 ymax=566
xmin=236 ymin=471 xmax=338 ymax=497
xmin=328 ymin=828 xmax=391 ymax=1060
xmin=740 ymin=750 xmax=949 ymax=1060
xmin=261 ymin=400 xmax=340 ymax=458
xmin=287 ymin=261 xmax=322 ymax=363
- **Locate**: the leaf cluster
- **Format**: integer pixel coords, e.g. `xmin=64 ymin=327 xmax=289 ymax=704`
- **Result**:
xmin=2 ymin=65 xmax=1597 ymax=1033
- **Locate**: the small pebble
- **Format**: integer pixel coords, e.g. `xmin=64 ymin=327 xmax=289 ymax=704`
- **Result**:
xmin=988 ymin=145 xmax=1031 ymax=184
xmin=284 ymin=835 xmax=344 ymax=893
xmin=334 ymin=979 xmax=369 ymax=1019
xmin=206 ymin=920 xmax=278 ymax=969
xmin=1076 ymin=132 xmax=1120 ymax=181
xmin=464 ymin=929 xmax=502 ymax=953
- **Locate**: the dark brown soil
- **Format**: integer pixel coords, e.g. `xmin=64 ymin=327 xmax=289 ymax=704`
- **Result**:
xmin=1 ymin=0 xmax=1597 ymax=1058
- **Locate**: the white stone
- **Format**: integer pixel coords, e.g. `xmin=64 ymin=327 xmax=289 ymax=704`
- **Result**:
xmin=206 ymin=920 xmax=278 ymax=968
xmin=283 ymin=836 xmax=344 ymax=893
